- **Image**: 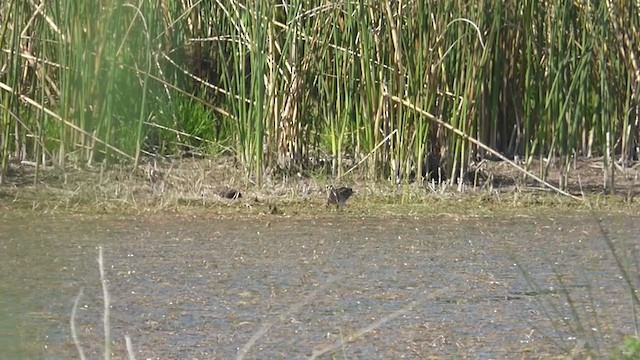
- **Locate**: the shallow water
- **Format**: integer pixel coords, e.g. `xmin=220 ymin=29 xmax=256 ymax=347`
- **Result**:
xmin=1 ymin=211 xmax=639 ymax=359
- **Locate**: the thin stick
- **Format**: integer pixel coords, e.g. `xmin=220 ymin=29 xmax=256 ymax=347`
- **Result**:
xmin=388 ymin=95 xmax=583 ymax=201
xmin=236 ymin=277 xmax=337 ymax=360
xmin=0 ymin=81 xmax=133 ymax=160
xmin=339 ymin=129 xmax=398 ymax=181
xmin=125 ymin=335 xmax=136 ymax=360
xmin=309 ymin=301 xmax=415 ymax=360
xmin=70 ymin=288 xmax=87 ymax=360
xmin=309 ymin=287 xmax=447 ymax=359
xmin=98 ymin=246 xmax=111 ymax=360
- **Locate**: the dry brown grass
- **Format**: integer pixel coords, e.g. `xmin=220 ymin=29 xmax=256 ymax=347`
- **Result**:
xmin=1 ymin=156 xmax=640 ymax=216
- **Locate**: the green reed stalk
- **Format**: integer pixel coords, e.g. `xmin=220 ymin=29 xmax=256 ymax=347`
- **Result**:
xmin=1 ymin=0 xmax=639 ymax=186
xmin=132 ymin=2 xmax=153 ymax=168
xmin=0 ymin=0 xmax=21 ymax=183
xmin=355 ymin=5 xmax=378 ymax=180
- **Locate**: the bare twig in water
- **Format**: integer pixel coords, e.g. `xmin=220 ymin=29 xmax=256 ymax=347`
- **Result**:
xmin=125 ymin=335 xmax=136 ymax=360
xmin=70 ymin=288 xmax=87 ymax=360
xmin=594 ymin=215 xmax=640 ymax=325
xmin=73 ymin=247 xmax=135 ymax=359
xmin=98 ymin=246 xmax=111 ymax=360
xmin=309 ymin=287 xmax=447 ymax=359
xmin=236 ymin=277 xmax=339 ymax=360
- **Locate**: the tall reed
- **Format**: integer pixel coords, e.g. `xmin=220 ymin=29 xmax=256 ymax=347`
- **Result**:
xmin=0 ymin=0 xmax=638 ymax=186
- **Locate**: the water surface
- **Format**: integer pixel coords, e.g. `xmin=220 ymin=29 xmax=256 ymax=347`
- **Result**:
xmin=1 ymin=211 xmax=638 ymax=359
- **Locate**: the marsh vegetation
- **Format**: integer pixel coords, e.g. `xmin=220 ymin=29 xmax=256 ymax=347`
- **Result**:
xmin=2 ymin=1 xmax=640 ymax=358
xmin=1 ymin=0 xmax=639 ymax=195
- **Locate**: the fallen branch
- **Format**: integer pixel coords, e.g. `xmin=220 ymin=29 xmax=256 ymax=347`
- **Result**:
xmin=388 ymin=94 xmax=583 ymax=201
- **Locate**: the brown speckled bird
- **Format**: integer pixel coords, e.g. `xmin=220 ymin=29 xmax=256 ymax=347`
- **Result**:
xmin=214 ymin=185 xmax=242 ymax=199
xmin=327 ymin=186 xmax=353 ymax=209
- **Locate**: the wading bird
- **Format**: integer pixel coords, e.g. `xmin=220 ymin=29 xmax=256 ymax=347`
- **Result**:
xmin=327 ymin=186 xmax=353 ymax=209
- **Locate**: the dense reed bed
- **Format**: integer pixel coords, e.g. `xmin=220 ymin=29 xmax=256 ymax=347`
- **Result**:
xmin=1 ymin=0 xmax=639 ymax=188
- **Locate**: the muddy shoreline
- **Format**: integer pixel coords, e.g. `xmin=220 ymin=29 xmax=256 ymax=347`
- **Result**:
xmin=1 ymin=157 xmax=640 ymax=217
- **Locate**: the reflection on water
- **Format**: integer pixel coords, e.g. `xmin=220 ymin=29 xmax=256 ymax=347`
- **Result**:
xmin=1 ymin=211 xmax=638 ymax=358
